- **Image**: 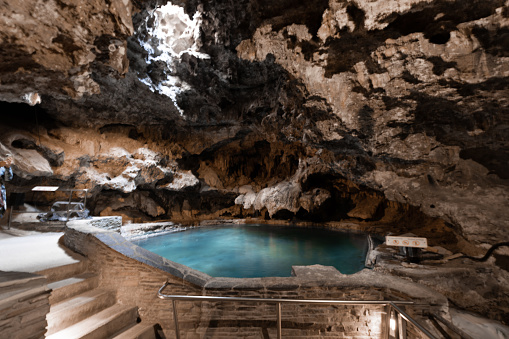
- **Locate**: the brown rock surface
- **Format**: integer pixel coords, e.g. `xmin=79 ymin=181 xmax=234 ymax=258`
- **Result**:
xmin=0 ymin=0 xmax=506 ymax=244
xmin=0 ymin=0 xmax=133 ymax=101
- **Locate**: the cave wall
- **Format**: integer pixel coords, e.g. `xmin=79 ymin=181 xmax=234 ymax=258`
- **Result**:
xmin=0 ymin=0 xmax=508 ymax=252
xmin=0 ymin=0 xmax=133 ymax=101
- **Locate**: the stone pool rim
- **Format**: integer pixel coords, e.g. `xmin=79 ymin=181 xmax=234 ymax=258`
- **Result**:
xmin=63 ymin=218 xmax=447 ymax=306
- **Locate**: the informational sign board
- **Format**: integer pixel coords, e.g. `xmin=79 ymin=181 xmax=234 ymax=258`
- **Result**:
xmin=32 ymin=186 xmax=59 ymax=192
xmin=386 ymin=236 xmax=428 ymax=248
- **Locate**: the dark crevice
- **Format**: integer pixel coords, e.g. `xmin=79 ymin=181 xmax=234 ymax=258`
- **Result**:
xmin=52 ymin=34 xmax=81 ymax=53
xmin=439 ymin=77 xmax=509 ymax=96
xmin=460 ymin=148 xmax=509 ymax=179
xmin=472 ymin=26 xmax=509 ymax=57
xmin=401 ymin=70 xmax=421 ymax=84
xmin=385 ymin=0 xmax=504 ymax=38
xmin=324 ymin=31 xmax=391 ymax=77
xmin=253 ymin=0 xmax=329 ymax=37
xmin=99 ymin=124 xmax=142 ymax=140
xmin=427 ymin=56 xmax=457 ymax=75
xmin=357 ymin=105 xmax=375 ymax=138
xmin=346 ymin=4 xmax=366 ymax=32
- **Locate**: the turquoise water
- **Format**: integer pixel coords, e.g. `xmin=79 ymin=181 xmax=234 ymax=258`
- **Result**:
xmin=132 ymin=224 xmax=368 ymax=278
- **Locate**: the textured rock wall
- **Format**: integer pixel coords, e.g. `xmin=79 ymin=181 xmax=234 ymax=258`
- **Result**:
xmin=0 ymin=0 xmax=133 ymax=102
xmin=0 ymin=0 xmax=508 ymax=251
xmin=232 ymin=0 xmax=509 ymax=246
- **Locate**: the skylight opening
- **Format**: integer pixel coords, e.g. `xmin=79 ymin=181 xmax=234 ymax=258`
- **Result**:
xmin=138 ymin=3 xmax=209 ymax=115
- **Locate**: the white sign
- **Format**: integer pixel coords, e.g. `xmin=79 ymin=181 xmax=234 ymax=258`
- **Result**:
xmin=32 ymin=186 xmax=59 ymax=192
xmin=386 ymin=236 xmax=428 ymax=248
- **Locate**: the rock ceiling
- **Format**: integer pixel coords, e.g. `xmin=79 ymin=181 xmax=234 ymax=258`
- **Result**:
xmin=0 ymin=0 xmax=508 ymax=250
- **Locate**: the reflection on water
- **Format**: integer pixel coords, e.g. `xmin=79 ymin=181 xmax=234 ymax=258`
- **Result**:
xmin=132 ymin=224 xmax=368 ymax=278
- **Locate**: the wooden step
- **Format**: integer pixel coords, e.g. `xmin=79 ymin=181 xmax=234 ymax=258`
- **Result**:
xmin=112 ymin=322 xmax=158 ymax=339
xmin=37 ymin=259 xmax=88 ymax=283
xmin=46 ymin=304 xmax=138 ymax=339
xmin=48 ymin=272 xmax=99 ymax=304
xmin=46 ymin=288 xmax=116 ymax=335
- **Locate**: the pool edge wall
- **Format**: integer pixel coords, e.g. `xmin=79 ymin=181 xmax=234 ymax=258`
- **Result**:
xmin=64 ymin=220 xmax=448 ymax=338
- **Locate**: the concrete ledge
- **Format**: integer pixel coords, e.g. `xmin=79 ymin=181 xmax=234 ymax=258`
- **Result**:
xmin=67 ymin=216 xmax=122 ymax=231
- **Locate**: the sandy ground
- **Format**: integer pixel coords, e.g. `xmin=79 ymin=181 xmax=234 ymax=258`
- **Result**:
xmin=0 ymin=226 xmax=78 ymax=273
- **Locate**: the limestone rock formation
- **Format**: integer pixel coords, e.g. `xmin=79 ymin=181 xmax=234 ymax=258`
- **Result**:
xmin=0 ymin=0 xmax=507 ymax=244
xmin=0 ymin=0 xmax=133 ymax=102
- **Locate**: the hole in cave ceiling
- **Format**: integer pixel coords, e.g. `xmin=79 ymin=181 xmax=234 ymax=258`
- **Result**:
xmin=136 ymin=2 xmax=209 ymax=115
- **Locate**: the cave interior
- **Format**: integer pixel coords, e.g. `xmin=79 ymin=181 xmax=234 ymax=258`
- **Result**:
xmin=0 ymin=0 xmax=509 ymax=336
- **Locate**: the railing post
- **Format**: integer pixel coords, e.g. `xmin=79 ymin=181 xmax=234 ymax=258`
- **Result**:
xmin=66 ymin=189 xmax=73 ymax=221
xmin=398 ymin=312 xmax=406 ymax=339
xmin=277 ymin=302 xmax=282 ymax=339
xmin=384 ymin=304 xmax=391 ymax=339
xmin=172 ymin=300 xmax=181 ymax=339
xmin=390 ymin=303 xmax=437 ymax=339
xmin=8 ymin=206 xmax=13 ymax=229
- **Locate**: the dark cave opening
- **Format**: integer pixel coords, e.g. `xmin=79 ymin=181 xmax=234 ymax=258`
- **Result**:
xmin=428 ymin=31 xmax=451 ymax=44
xmin=0 ymin=101 xmax=56 ymax=130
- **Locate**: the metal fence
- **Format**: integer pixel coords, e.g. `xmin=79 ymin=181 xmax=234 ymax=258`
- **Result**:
xmin=158 ymin=281 xmax=438 ymax=339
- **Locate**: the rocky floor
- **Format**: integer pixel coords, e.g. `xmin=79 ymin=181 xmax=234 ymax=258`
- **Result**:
xmin=371 ymin=241 xmax=509 ymax=325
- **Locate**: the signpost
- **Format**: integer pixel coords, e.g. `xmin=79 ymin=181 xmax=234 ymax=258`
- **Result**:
xmin=386 ymin=236 xmax=428 ymax=248
xmin=386 ymin=236 xmax=428 ymax=264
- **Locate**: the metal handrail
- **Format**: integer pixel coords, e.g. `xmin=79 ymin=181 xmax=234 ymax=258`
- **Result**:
xmin=158 ymin=281 xmax=438 ymax=339
xmin=391 ymin=302 xmax=438 ymax=339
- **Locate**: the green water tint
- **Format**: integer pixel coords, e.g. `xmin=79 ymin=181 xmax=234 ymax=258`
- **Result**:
xmin=132 ymin=224 xmax=368 ymax=278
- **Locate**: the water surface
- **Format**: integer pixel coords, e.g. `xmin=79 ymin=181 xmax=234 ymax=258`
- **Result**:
xmin=132 ymin=224 xmax=368 ymax=278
